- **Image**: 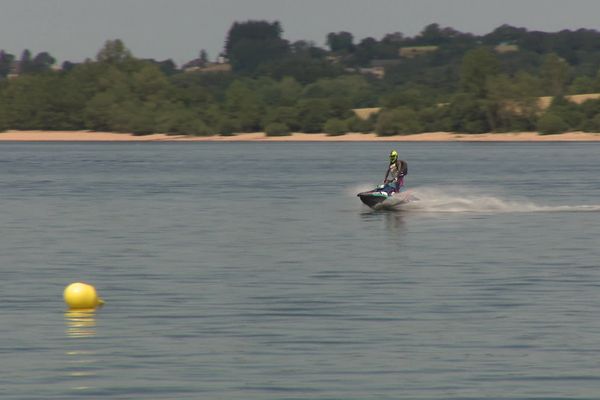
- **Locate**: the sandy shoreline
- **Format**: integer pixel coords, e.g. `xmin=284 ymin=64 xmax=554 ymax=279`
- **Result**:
xmin=1 ymin=130 xmax=600 ymax=142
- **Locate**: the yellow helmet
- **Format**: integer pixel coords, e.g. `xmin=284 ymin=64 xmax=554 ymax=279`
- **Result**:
xmin=389 ymin=150 xmax=398 ymax=163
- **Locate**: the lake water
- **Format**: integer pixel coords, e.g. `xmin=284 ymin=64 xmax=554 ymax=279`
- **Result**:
xmin=1 ymin=141 xmax=599 ymax=399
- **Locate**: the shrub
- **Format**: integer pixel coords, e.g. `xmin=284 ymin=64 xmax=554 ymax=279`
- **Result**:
xmin=262 ymin=106 xmax=301 ymax=132
xmin=375 ymin=107 xmax=423 ymax=136
xmin=537 ymin=112 xmax=569 ymax=134
xmin=463 ymin=120 xmax=488 ymax=134
xmin=179 ymin=119 xmax=211 ymax=136
xmin=446 ymin=93 xmax=489 ymax=133
xmin=265 ymin=122 xmax=291 ymax=136
xmin=545 ymin=96 xmax=584 ymax=129
xmin=296 ymin=98 xmax=332 ymax=133
xmin=580 ymin=114 xmax=600 ymax=132
xmin=347 ymin=115 xmax=374 ymax=133
xmin=216 ymin=117 xmax=241 ymax=136
xmin=323 ymin=118 xmax=348 ymax=136
xmin=158 ymin=109 xmax=211 ymax=136
xmin=419 ymin=106 xmax=452 ymax=132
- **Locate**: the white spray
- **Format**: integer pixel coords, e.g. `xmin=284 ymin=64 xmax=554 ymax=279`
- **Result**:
xmin=356 ymin=185 xmax=600 ymax=213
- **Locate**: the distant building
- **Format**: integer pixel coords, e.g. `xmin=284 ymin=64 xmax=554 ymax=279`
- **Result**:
xmin=352 ymin=59 xmax=404 ymax=79
xmin=399 ymin=46 xmax=439 ymax=58
xmin=357 ymin=66 xmax=385 ymax=79
xmin=182 ymin=56 xmax=231 ymax=73
xmin=184 ymin=62 xmax=232 ymax=73
xmin=494 ymin=43 xmax=519 ymax=53
xmin=4 ymin=59 xmax=61 ymax=78
xmin=7 ymin=61 xmax=20 ymax=79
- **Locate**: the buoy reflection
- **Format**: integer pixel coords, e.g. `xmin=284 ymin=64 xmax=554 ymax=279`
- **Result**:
xmin=65 ymin=309 xmax=97 ymax=338
xmin=65 ymin=311 xmax=99 ymax=390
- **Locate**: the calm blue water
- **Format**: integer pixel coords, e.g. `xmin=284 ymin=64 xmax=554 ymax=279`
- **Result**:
xmin=1 ymin=142 xmax=599 ymax=399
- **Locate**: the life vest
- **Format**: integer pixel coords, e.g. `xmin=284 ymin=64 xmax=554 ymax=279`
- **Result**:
xmin=389 ymin=161 xmax=407 ymax=179
xmin=389 ymin=162 xmax=400 ymax=179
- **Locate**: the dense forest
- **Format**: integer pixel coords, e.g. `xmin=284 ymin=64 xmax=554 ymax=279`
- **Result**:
xmin=3 ymin=21 xmax=600 ymax=136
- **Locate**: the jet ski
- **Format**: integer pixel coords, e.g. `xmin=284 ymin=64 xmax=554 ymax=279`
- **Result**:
xmin=357 ymin=182 xmax=417 ymax=209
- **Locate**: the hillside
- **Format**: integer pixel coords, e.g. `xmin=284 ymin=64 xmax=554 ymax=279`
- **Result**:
xmin=4 ymin=23 xmax=600 ymax=135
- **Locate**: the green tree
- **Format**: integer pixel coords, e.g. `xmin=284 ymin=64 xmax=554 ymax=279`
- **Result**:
xmin=296 ymin=99 xmax=334 ymax=132
xmin=537 ymin=112 xmax=569 ymax=134
xmin=0 ymin=51 xmax=15 ymax=78
xmin=265 ymin=122 xmax=291 ymax=136
xmin=225 ymin=20 xmax=283 ymax=54
xmin=482 ymin=24 xmax=527 ymax=45
xmin=418 ymin=105 xmax=453 ymax=132
xmin=225 ymin=20 xmax=289 ymax=73
xmin=446 ymin=93 xmax=490 ymax=133
xmin=18 ymin=49 xmax=33 ymax=74
xmin=540 ymin=53 xmax=569 ymax=96
xmin=0 ymin=73 xmax=84 ymax=130
xmin=259 ymin=56 xmax=343 ymax=84
xmin=83 ymin=65 xmax=130 ymax=130
xmin=96 ymin=39 xmax=133 ymax=65
xmin=302 ymin=75 xmax=374 ymax=107
xmin=323 ymin=118 xmax=348 ymax=135
xmin=485 ymin=72 xmax=540 ymax=131
xmin=30 ymin=52 xmax=56 ymax=73
xmin=277 ymin=76 xmax=302 ymax=105
xmin=261 ymin=106 xmax=301 ymax=131
xmin=568 ymin=75 xmax=595 ymax=94
xmin=375 ymin=107 xmax=423 ymax=135
xmin=544 ymin=95 xmax=584 ymax=130
xmin=380 ymin=86 xmax=437 ymax=109
xmin=347 ymin=115 xmax=375 ymax=133
xmin=156 ymin=108 xmax=211 ymax=135
xmin=214 ymin=116 xmax=241 ymax=135
xmin=579 ymin=100 xmax=600 ymax=132
xmin=418 ymin=23 xmax=443 ymax=44
xmin=82 ymin=60 xmax=179 ymax=134
xmin=151 ymin=59 xmax=177 ymax=76
xmin=199 ymin=49 xmax=209 ymax=65
xmin=130 ymin=63 xmax=171 ymax=102
xmin=326 ymin=31 xmax=354 ymax=52
xmin=349 ymin=37 xmax=379 ymax=67
xmin=459 ymin=47 xmax=501 ymax=98
xmin=224 ymin=80 xmax=263 ymax=131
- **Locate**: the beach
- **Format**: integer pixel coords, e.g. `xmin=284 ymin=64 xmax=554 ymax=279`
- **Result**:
xmin=1 ymin=130 xmax=600 ymax=142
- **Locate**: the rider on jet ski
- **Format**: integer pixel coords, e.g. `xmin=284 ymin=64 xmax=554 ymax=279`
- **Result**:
xmin=384 ymin=150 xmax=407 ymax=193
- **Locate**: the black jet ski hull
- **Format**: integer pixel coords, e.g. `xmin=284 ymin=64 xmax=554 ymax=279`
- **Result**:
xmin=357 ymin=183 xmax=418 ymax=209
xmin=357 ymin=192 xmax=389 ymax=208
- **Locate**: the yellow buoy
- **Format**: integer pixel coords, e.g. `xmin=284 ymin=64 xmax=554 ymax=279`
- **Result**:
xmin=63 ymin=282 xmax=105 ymax=310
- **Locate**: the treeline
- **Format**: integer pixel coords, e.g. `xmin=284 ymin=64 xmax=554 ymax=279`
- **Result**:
xmin=4 ymin=22 xmax=600 ymax=135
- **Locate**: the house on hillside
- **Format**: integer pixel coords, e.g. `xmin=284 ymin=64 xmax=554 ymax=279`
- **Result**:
xmin=357 ymin=66 xmax=385 ymax=79
xmin=354 ymin=59 xmax=403 ymax=79
xmin=399 ymin=46 xmax=439 ymax=58
xmin=494 ymin=42 xmax=519 ymax=53
xmin=4 ymin=59 xmax=61 ymax=79
xmin=7 ymin=61 xmax=20 ymax=79
xmin=184 ymin=63 xmax=232 ymax=73
xmin=182 ymin=56 xmax=231 ymax=73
